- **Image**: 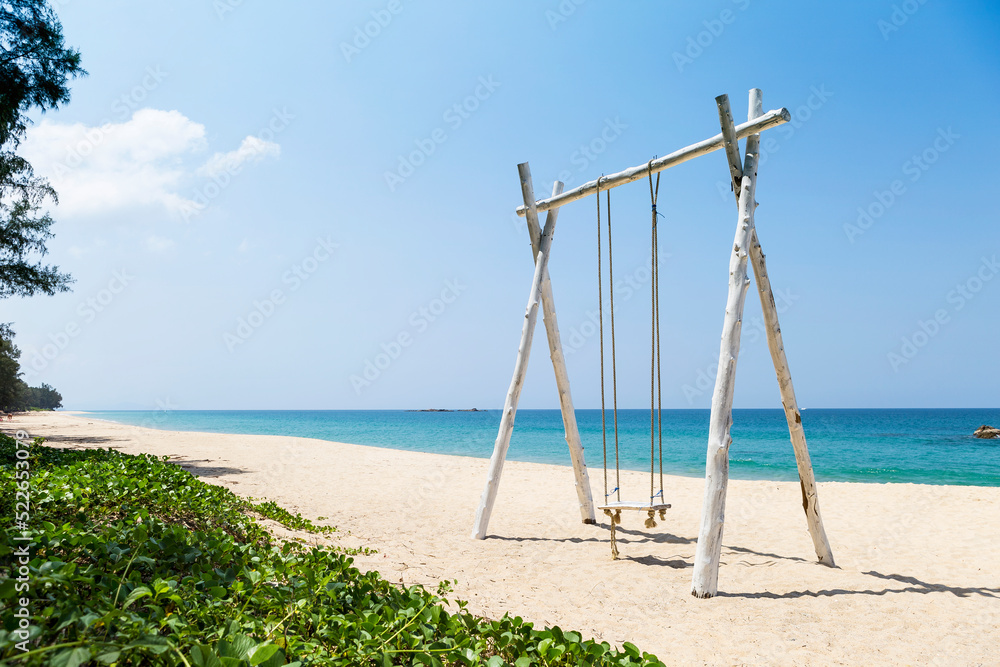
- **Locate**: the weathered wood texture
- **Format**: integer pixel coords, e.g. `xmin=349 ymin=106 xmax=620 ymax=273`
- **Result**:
xmin=515 ymin=108 xmax=790 ymax=217
xmin=715 ymin=94 xmax=744 ymax=194
xmin=691 ymin=89 xmax=765 ymax=599
xmin=746 ymin=236 xmax=835 ymax=566
xmin=527 ymin=182 xmax=597 ymax=525
xmin=471 ymin=163 xmax=556 ymax=540
xmin=714 ymin=94 xmax=836 ymax=570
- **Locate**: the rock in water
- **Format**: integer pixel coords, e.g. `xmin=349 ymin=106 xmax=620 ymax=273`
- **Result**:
xmin=973 ymin=425 xmax=1000 ymax=439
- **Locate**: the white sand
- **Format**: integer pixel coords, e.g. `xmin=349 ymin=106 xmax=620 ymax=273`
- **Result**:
xmin=9 ymin=411 xmax=999 ymax=665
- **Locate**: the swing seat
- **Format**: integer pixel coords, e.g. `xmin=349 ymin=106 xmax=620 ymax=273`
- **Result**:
xmin=598 ymin=501 xmax=671 ymax=512
xmin=599 ymin=501 xmax=671 ymax=560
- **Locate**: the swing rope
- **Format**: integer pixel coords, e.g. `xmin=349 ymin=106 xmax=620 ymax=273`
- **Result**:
xmin=597 ymin=177 xmax=609 ymax=504
xmin=607 ymin=187 xmax=621 ymax=503
xmin=649 ymin=162 xmax=665 ymax=508
xmin=597 ymin=177 xmax=621 ymax=504
xmin=598 ymin=162 xmax=670 ymax=554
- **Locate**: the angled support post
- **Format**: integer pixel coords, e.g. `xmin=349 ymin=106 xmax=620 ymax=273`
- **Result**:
xmin=472 ymin=162 xmax=561 ymax=539
xmin=692 ymin=90 xmax=765 ymax=598
xmin=714 ymin=94 xmax=835 ymax=569
xmin=526 ymin=182 xmax=597 ymax=525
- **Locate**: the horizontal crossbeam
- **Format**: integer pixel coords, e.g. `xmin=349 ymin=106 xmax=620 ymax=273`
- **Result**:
xmin=515 ymin=107 xmax=790 ymax=217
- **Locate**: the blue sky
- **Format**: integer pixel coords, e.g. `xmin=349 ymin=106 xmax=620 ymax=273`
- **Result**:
xmin=6 ymin=0 xmax=999 ymax=410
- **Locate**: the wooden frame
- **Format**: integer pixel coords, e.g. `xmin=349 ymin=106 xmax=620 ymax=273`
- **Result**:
xmin=471 ymin=166 xmax=596 ymax=540
xmin=474 ymin=89 xmax=834 ymax=599
xmin=691 ymin=92 xmax=835 ymax=599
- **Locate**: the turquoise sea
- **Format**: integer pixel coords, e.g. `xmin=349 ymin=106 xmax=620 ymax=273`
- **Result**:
xmin=84 ymin=409 xmax=1000 ymax=487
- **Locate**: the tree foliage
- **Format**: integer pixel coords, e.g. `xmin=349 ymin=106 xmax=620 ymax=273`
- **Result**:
xmin=0 ymin=152 xmax=67 ymax=296
xmin=25 ymin=380 xmax=59 ymax=408
xmin=0 ymin=324 xmax=61 ymax=410
xmin=0 ymin=0 xmax=84 ymax=147
xmin=0 ymin=0 xmax=83 ymax=298
xmin=0 ymin=323 xmax=25 ymax=410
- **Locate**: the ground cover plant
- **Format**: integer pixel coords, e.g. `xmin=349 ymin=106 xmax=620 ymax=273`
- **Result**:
xmin=0 ymin=435 xmax=665 ymax=666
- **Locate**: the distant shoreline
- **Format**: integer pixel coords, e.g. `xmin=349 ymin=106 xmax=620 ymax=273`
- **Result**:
xmin=59 ymin=407 xmax=1000 ymax=487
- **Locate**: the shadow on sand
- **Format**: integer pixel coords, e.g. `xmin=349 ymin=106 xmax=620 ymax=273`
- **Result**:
xmin=171 ymin=458 xmax=249 ymax=478
xmin=489 ymin=524 xmax=997 ymax=599
xmin=715 ymin=570 xmax=999 ymax=600
xmin=34 ymin=435 xmax=126 ymax=447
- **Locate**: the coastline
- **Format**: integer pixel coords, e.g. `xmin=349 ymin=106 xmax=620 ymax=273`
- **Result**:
xmin=8 ymin=411 xmax=999 ymax=665
xmin=61 ymin=408 xmax=1000 ymax=487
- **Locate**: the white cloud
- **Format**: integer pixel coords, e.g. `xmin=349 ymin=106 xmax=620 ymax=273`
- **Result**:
xmin=198 ymin=136 xmax=280 ymax=179
xmin=145 ymin=235 xmax=176 ymax=253
xmin=21 ymin=108 xmax=280 ymax=220
xmin=67 ymin=238 xmax=109 ymax=258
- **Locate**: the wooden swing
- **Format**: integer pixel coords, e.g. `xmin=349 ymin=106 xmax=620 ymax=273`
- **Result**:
xmin=472 ymin=90 xmax=836 ymax=598
xmin=595 ymin=167 xmax=671 ymax=560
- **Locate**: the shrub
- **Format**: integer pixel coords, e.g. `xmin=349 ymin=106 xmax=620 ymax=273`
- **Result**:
xmin=0 ymin=436 xmax=664 ymax=666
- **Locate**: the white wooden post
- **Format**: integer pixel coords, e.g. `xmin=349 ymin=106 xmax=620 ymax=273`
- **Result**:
xmin=747 ymin=234 xmax=835 ymax=566
xmin=692 ymin=89 xmax=765 ymax=598
xmin=472 ymin=162 xmax=559 ymax=539
xmin=714 ymin=94 xmax=836 ymax=568
xmin=528 ymin=182 xmax=597 ymax=525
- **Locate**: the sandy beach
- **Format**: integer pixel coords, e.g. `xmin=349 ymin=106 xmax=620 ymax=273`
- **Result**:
xmin=8 ymin=411 xmax=999 ymax=666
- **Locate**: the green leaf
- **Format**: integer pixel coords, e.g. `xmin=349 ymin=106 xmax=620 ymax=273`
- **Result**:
xmin=121 ymin=585 xmax=152 ymax=609
xmin=219 ymin=634 xmax=257 ymax=659
xmin=50 ymin=647 xmax=91 ymax=667
xmin=95 ymin=650 xmax=121 ymax=665
xmin=153 ymin=579 xmax=174 ymax=596
xmin=191 ymin=645 xmax=223 ymax=667
xmin=126 ymin=636 xmax=170 ymax=651
xmin=248 ymin=643 xmax=281 ymax=666
xmin=224 ymin=619 xmax=242 ymax=637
